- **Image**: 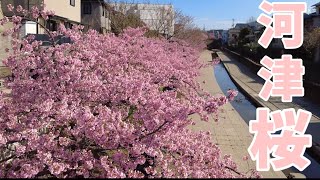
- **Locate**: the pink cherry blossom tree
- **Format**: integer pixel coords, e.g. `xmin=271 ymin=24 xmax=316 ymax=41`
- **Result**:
xmin=0 ymin=4 xmax=260 ymax=178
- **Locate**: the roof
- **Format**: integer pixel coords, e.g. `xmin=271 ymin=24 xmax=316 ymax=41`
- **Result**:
xmin=234 ymin=23 xmax=250 ymax=29
xmin=247 ymin=21 xmax=263 ymax=31
xmin=245 ymin=35 xmax=256 ymax=38
xmin=304 ymin=13 xmax=312 ymax=19
xmin=312 ymin=2 xmax=320 ymax=7
xmin=304 ymin=12 xmax=320 ymax=19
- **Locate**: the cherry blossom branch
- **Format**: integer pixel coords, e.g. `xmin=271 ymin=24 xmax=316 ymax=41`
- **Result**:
xmin=22 ymin=17 xmax=56 ymax=47
xmin=0 ymin=5 xmax=259 ymax=177
xmin=139 ymin=121 xmax=169 ymax=140
xmin=224 ymin=166 xmax=241 ymax=175
xmin=0 ymin=155 xmax=16 ymax=164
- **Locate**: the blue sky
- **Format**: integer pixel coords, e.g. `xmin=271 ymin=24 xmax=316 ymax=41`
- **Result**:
xmin=131 ymin=0 xmax=320 ymax=30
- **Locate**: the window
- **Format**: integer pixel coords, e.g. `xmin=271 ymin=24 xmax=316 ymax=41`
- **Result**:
xmin=46 ymin=20 xmax=57 ymax=31
xmin=64 ymin=22 xmax=73 ymax=29
xmin=102 ymin=8 xmax=105 ymax=17
xmin=70 ymin=0 xmax=75 ymax=6
xmin=83 ymin=2 xmax=92 ymax=14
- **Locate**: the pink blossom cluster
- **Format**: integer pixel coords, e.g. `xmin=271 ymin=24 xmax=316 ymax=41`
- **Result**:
xmin=0 ymin=5 xmax=259 ymax=178
xmin=227 ymin=89 xmax=239 ymax=101
xmin=212 ymin=57 xmax=221 ymax=66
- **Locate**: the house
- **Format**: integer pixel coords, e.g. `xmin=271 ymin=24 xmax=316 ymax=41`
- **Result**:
xmin=207 ymin=29 xmax=224 ymax=40
xmin=111 ymin=3 xmax=175 ymax=37
xmin=81 ymin=0 xmax=111 ymax=34
xmin=247 ymin=21 xmax=263 ymax=37
xmin=304 ymin=2 xmax=320 ymax=31
xmin=247 ymin=21 xmax=283 ymax=49
xmin=214 ymin=29 xmax=223 ymax=39
xmin=304 ymin=2 xmax=320 ymax=63
xmin=247 ymin=21 xmax=263 ymax=31
xmin=245 ymin=21 xmax=264 ymax=43
xmin=314 ymin=2 xmax=320 ymax=26
xmin=227 ymin=21 xmax=265 ymax=46
xmin=1 ymin=0 xmax=81 ymax=36
xmin=221 ymin=30 xmax=229 ymax=45
xmin=228 ymin=23 xmax=251 ymax=46
xmin=207 ymin=30 xmax=215 ymax=40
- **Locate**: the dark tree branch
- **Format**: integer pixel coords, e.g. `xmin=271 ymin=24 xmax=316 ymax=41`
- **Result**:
xmin=0 ymin=155 xmax=16 ymax=164
xmin=139 ymin=121 xmax=169 ymax=140
xmin=225 ymin=166 xmax=241 ymax=175
xmin=22 ymin=17 xmax=56 ymax=47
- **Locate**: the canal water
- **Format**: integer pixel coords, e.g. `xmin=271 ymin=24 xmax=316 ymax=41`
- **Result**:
xmin=213 ymin=62 xmax=320 ymax=178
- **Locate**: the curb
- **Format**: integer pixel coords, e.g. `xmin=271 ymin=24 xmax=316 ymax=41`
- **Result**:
xmin=216 ymin=50 xmax=320 ymax=176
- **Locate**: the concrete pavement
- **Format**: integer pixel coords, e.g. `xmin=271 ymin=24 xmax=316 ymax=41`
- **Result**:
xmin=0 ymin=20 xmax=12 ymax=67
xmin=217 ymin=50 xmax=320 ymax=167
xmin=190 ymin=50 xmax=286 ymax=178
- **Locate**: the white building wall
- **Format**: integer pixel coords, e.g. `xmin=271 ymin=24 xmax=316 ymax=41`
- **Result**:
xmin=43 ymin=0 xmax=81 ymax=23
xmin=222 ymin=30 xmax=229 ymax=44
xmin=21 ymin=21 xmax=37 ymax=36
xmin=111 ymin=3 xmax=174 ymax=36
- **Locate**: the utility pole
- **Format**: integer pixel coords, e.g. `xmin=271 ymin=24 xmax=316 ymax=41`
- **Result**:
xmin=232 ymin=18 xmax=235 ymax=28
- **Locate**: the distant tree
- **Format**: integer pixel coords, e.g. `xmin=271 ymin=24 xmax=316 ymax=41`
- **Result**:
xmin=148 ymin=4 xmax=175 ymax=38
xmin=304 ymin=28 xmax=320 ymax=52
xmin=173 ymin=9 xmax=194 ymax=35
xmin=106 ymin=0 xmax=175 ymax=38
xmin=78 ymin=0 xmax=145 ymax=35
xmin=104 ymin=2 xmax=146 ymax=35
xmin=238 ymin=28 xmax=251 ymax=44
xmin=172 ymin=10 xmax=208 ymax=49
xmin=303 ymin=27 xmax=320 ymax=62
xmin=110 ymin=11 xmax=145 ymax=35
xmin=257 ymin=27 xmax=265 ymax=38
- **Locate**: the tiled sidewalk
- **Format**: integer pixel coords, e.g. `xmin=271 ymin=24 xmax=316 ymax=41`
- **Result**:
xmin=190 ymin=50 xmax=286 ymax=178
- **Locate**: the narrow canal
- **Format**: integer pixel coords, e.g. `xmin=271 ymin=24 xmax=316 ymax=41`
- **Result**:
xmin=213 ymin=61 xmax=320 ymax=178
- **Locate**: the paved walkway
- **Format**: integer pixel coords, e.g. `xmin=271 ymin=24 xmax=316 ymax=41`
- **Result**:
xmin=190 ymin=50 xmax=286 ymax=178
xmin=217 ymin=50 xmax=320 ymax=164
xmin=0 ymin=11 xmax=12 ymax=92
xmin=1 ymin=4 xmax=13 ymax=66
xmin=0 ymin=66 xmax=10 ymax=93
